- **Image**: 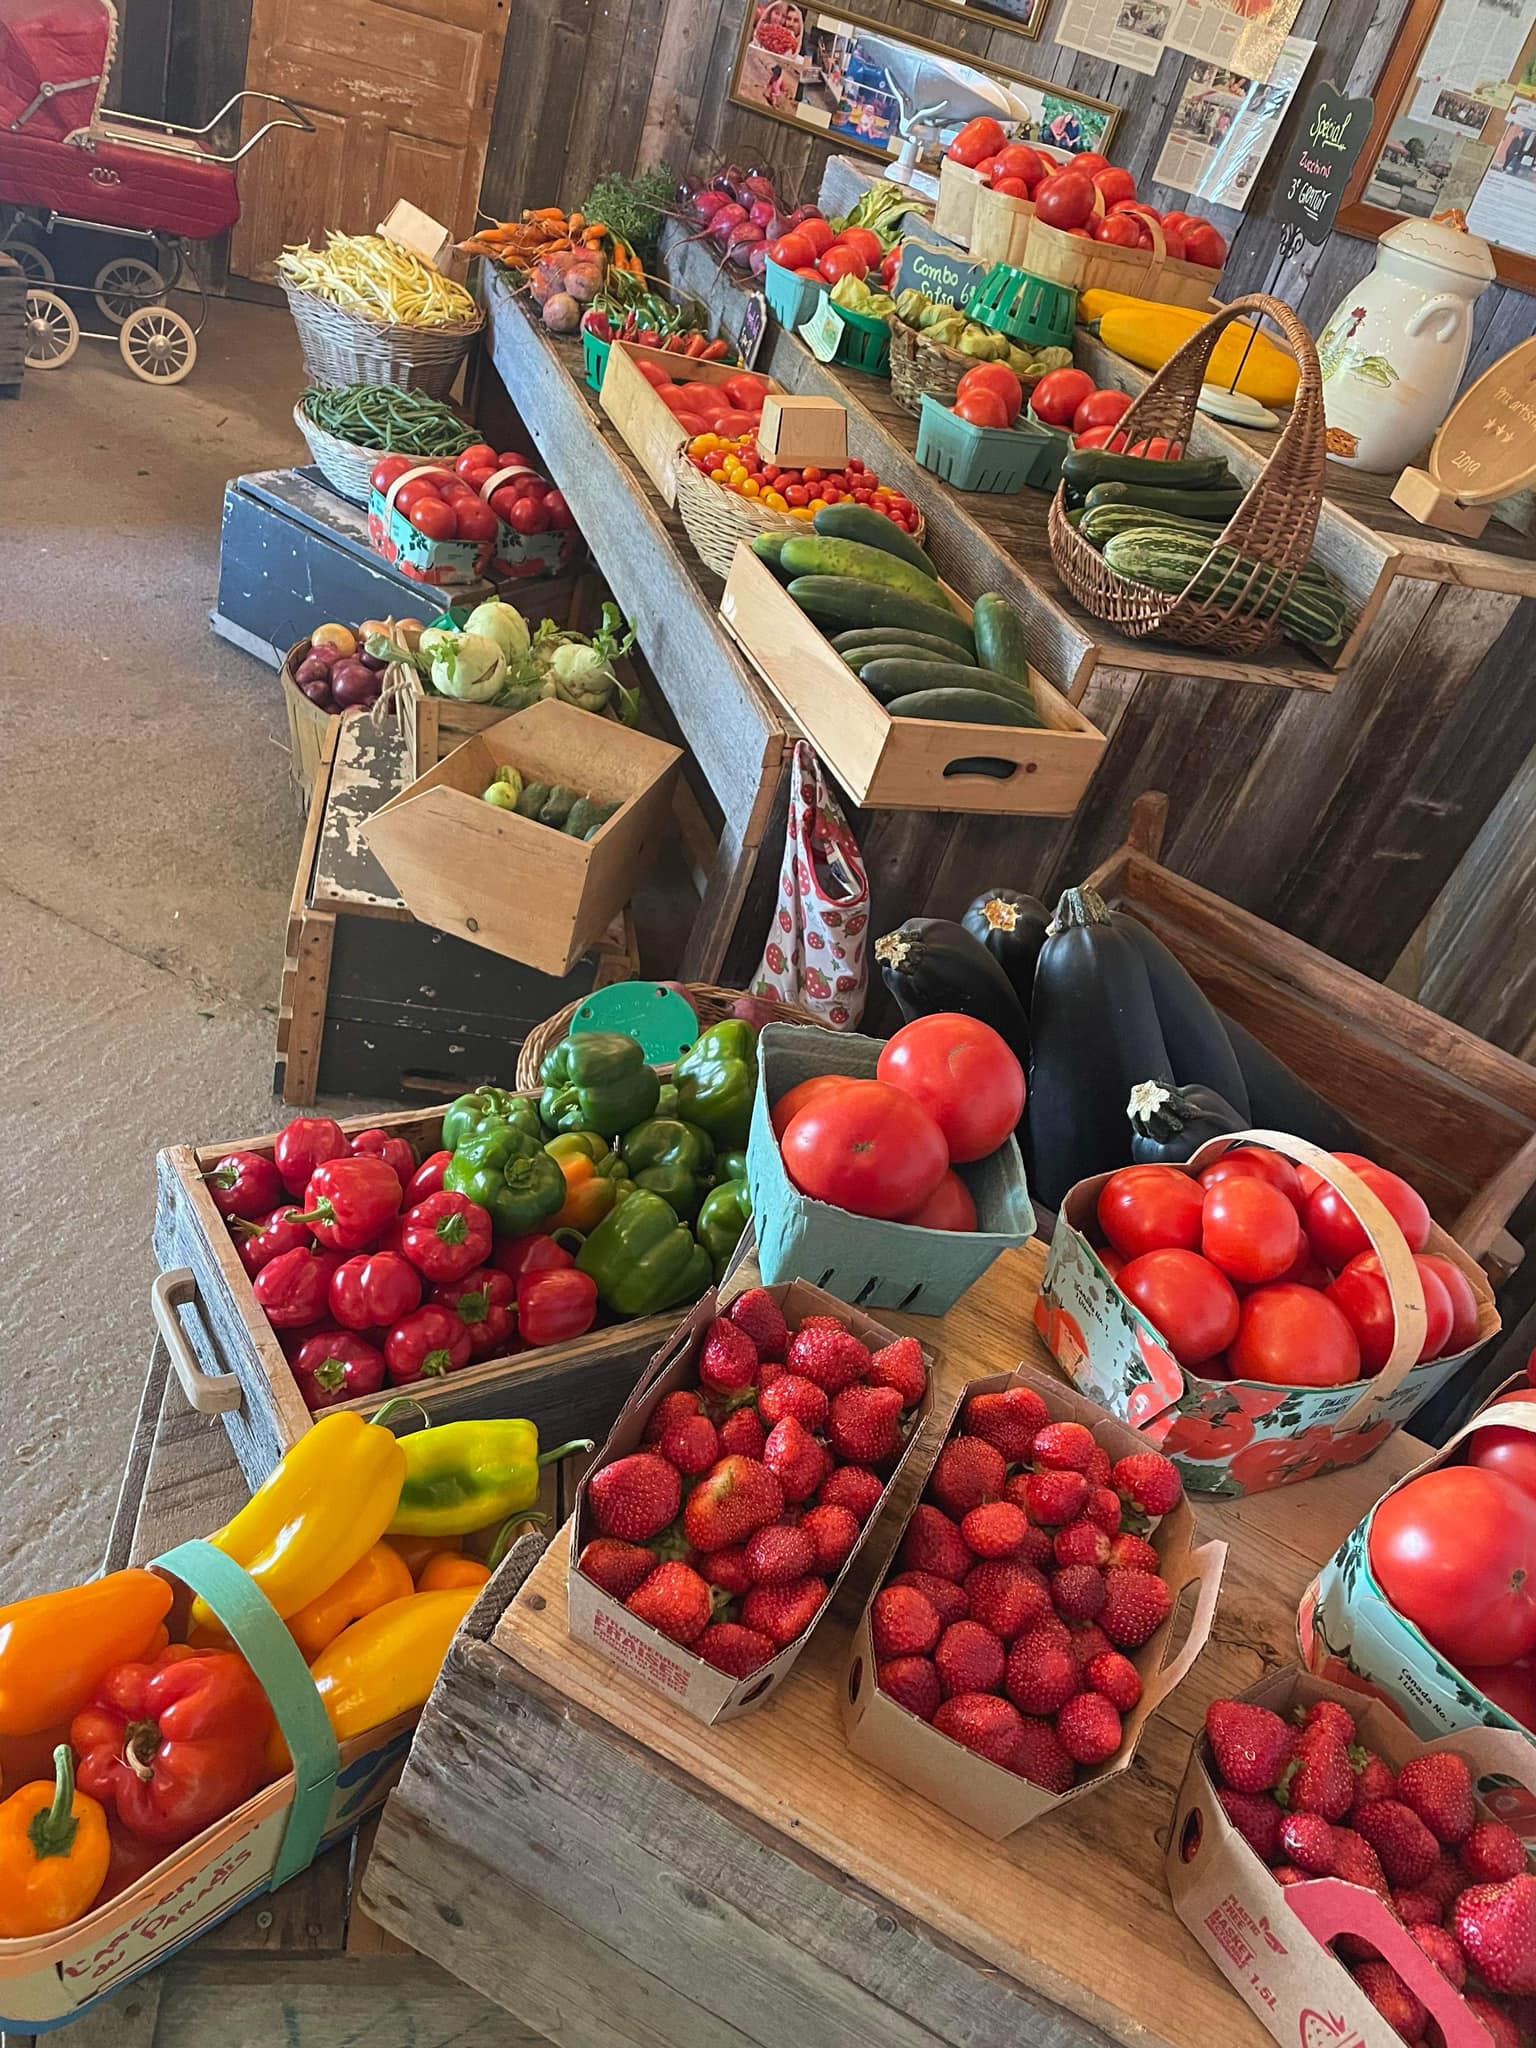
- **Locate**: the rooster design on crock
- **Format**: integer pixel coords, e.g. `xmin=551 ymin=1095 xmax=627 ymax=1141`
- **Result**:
xmin=1317 ymin=304 xmax=1399 ymax=389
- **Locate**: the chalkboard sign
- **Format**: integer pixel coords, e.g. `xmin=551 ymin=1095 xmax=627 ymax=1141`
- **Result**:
xmin=1272 ymin=81 xmax=1373 ymax=251
xmin=737 ymin=289 xmax=768 ymax=371
xmin=895 ymin=232 xmax=993 ymax=309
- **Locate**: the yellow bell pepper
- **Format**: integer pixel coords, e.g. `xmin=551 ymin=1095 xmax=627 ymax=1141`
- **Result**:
xmin=0 ymin=1573 xmax=173 ymax=1737
xmin=0 ymin=1747 xmax=110 ymax=1938
xmin=267 ymin=1587 xmax=477 ymax=1770
xmin=285 ymin=1542 xmax=415 ymax=1661
xmin=193 ymin=1409 xmax=407 ymax=1634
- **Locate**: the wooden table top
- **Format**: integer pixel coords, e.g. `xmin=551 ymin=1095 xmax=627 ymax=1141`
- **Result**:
xmin=489 ymin=1240 xmax=1423 ymax=2048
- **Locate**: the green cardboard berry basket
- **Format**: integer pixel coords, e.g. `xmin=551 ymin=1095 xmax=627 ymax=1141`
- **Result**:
xmin=582 ymin=328 xmax=612 ymax=392
xmin=916 ymin=393 xmax=1063 ymax=494
xmin=765 ymin=258 xmax=824 ymax=330
xmin=745 ymin=1023 xmax=1035 ymax=1314
xmin=830 ymin=301 xmax=892 ymax=376
xmin=964 ymin=265 xmax=1076 ymax=351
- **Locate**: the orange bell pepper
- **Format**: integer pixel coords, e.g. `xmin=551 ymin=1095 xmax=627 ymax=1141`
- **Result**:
xmin=416 ymin=1553 xmax=491 ymax=1592
xmin=0 ymin=1746 xmax=110 ymax=1937
xmin=286 ymin=1543 xmax=415 ymax=1661
xmin=0 ymin=1573 xmax=173 ymax=1738
xmin=384 ymin=1533 xmax=461 ymax=1578
xmin=550 ymin=1153 xmax=620 ymax=1233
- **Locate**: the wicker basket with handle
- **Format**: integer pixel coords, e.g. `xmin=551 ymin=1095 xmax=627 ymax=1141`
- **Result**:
xmin=515 ymin=983 xmax=829 ymax=1091
xmin=283 ymin=284 xmax=483 ymax=399
xmin=1047 ymin=294 xmax=1325 ymax=658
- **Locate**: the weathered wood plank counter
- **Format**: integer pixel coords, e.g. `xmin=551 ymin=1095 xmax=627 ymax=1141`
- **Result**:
xmin=360 ymin=1243 xmax=1426 ymax=2048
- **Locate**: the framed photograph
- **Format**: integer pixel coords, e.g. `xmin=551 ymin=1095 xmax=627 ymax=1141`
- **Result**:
xmin=898 ymin=0 xmax=1052 ymax=41
xmin=729 ymin=4 xmax=1120 ymax=167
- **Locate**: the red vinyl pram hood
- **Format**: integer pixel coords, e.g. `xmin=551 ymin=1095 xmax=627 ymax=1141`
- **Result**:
xmin=0 ymin=0 xmax=114 ymax=141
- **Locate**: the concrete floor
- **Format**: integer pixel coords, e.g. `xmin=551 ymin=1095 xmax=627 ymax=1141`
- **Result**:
xmin=0 ymin=297 xmax=351 ymax=1595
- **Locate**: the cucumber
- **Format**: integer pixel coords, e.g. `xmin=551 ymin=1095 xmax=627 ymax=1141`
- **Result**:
xmin=1060 ymin=449 xmax=1233 ymax=494
xmin=831 ymin=628 xmax=976 ymax=663
xmin=751 ymin=532 xmax=795 ymax=578
xmin=779 ymin=534 xmax=953 ymax=605
xmin=884 ymin=688 xmax=1041 ymax=729
xmin=786 ymin=576 xmax=975 ymax=652
xmin=813 ymin=502 xmax=937 ymax=578
xmin=862 ymin=661 xmax=1039 ymax=715
xmin=1078 ymin=504 xmax=1229 ymax=548
xmin=844 ymin=644 xmax=952 ymax=675
xmin=971 ymin=593 xmax=1032 ymax=686
xmin=1083 ymin=481 xmax=1247 ymax=521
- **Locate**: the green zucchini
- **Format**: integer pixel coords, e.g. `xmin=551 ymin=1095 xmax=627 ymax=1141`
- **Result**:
xmin=1100 ymin=532 xmax=1347 ymax=647
xmin=843 ymin=644 xmax=952 ymax=675
xmin=779 ymin=534 xmax=952 ymax=605
xmin=786 ymin=576 xmax=975 ymax=652
xmin=862 ymin=661 xmax=1039 ymax=716
xmin=1078 ymin=504 xmax=1229 ymax=548
xmin=1060 ymin=449 xmax=1233 ymax=494
xmin=1083 ymin=481 xmax=1247 ymax=521
xmin=813 ymin=502 xmax=938 ymax=578
xmin=831 ymin=628 xmax=976 ymax=663
xmin=971 ymin=593 xmax=1032 ymax=686
xmin=884 ymin=687 xmax=1041 ymax=729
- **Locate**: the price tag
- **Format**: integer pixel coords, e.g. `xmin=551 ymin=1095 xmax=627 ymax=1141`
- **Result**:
xmin=895 ymin=232 xmax=991 ymax=309
xmin=798 ymin=295 xmax=846 ymax=363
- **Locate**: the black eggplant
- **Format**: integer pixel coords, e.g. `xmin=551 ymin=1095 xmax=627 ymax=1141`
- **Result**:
xmin=1128 ymin=1079 xmax=1246 ymax=1164
xmin=962 ymin=888 xmax=1050 ymax=1010
xmin=1219 ymin=1011 xmax=1364 ymax=1152
xmin=874 ymin=917 xmax=1031 ymax=1071
xmin=1115 ymin=912 xmax=1250 ymax=1118
xmin=1027 ymin=887 xmax=1173 ymax=1209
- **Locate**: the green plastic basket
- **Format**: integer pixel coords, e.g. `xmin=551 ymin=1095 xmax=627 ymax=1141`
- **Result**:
xmin=916 ymin=393 xmax=1061 ymax=494
xmin=765 ymin=257 xmax=824 ymax=330
xmin=964 ymin=266 xmax=1077 ymax=351
xmin=831 ymin=301 xmax=891 ymax=376
xmin=582 ymin=327 xmax=613 ymax=392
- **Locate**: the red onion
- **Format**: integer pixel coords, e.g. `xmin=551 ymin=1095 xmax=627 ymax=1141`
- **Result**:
xmin=729 ymin=995 xmax=782 ymax=1031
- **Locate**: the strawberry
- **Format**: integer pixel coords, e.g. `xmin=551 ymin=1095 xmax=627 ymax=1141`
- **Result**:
xmin=1351 ymin=1754 xmax=1398 ymax=1813
xmin=1418 ymin=1851 xmax=1467 ymax=1913
xmin=1410 ymin=1922 xmax=1467 ymax=1990
xmin=757 ymin=1361 xmax=786 ymax=1393
xmin=1067 ymin=1622 xmax=1114 ymax=1668
xmin=730 ymin=1287 xmax=788 ymax=1358
xmin=1024 ymin=1469 xmax=1090 ymax=1527
xmin=1012 ymin=1715 xmax=1075 ymax=1793
xmin=1105 ymin=1532 xmax=1161 ymax=1574
xmin=867 ymin=1336 xmax=927 ymax=1408
xmin=899 ymin=1504 xmax=973 ymax=1583
xmin=962 ymin=1385 xmax=1049 ymax=1462
xmin=879 ymin=1655 xmax=941 ymax=1722
xmin=1464 ymin=1996 xmax=1524 ymax=2048
xmin=695 ymin=1622 xmax=775 ymax=1677
xmin=1330 ymin=1830 xmax=1391 ymax=1899
xmin=1085 ymin=1487 xmax=1123 ymax=1537
xmin=799 ymin=1503 xmax=860 ymax=1574
xmin=1392 ymin=1889 xmax=1439 ymax=1925
xmin=699 ymin=1544 xmax=754 ymax=1595
xmin=796 ymin=1316 xmax=846 ymax=1332
xmin=1300 ymin=1699 xmax=1357 ymax=1747
xmin=699 ymin=1317 xmax=758 ymax=1394
xmin=827 ymin=1384 xmax=903 ymax=1464
xmin=589 ymin=1452 xmax=682 ymax=1541
xmin=930 ymin=1436 xmax=1007 ymax=1518
xmin=964 ymin=1560 xmax=1051 ymax=1641
xmin=936 ymin=1619 xmax=1006 ymax=1698
xmin=578 ymin=1537 xmax=658 ymax=1601
xmin=1031 ymin=1421 xmax=1098 ymax=1473
xmin=1100 ymin=1568 xmax=1172 ymax=1648
xmin=1280 ymin=1733 xmax=1354 ymax=1821
xmin=626 ymin=1562 xmax=713 ymax=1645
xmin=818 ymin=1465 xmax=884 ymax=1523
xmin=1354 ymin=1799 xmax=1439 ymax=1887
xmin=1206 ymin=1700 xmax=1295 ymax=1793
xmin=872 ymin=1584 xmax=942 ymax=1657
xmin=1085 ymin=1650 xmax=1142 ymax=1713
xmin=1014 ymin=1522 xmax=1057 ymax=1571
xmin=1270 ymin=1864 xmax=1306 ymax=1887
xmin=1454 ymin=1876 xmax=1536 ymax=1994
xmin=1397 ymin=1752 xmax=1476 ymax=1845
xmin=763 ymin=1416 xmax=827 ymax=1504
xmin=960 ymin=1501 xmax=1030 ymax=1560
xmin=745 ymin=1523 xmax=815 ymax=1586
xmin=643 ymin=1389 xmax=703 ymax=1442
xmin=1464 ymin=1820 xmax=1530 ymax=1884
xmin=684 ymin=1455 xmax=784 ymax=1551
xmin=1083 ymin=1445 xmax=1113 ymax=1488
xmin=741 ymin=1575 xmax=828 ymax=1648
xmin=1054 ymin=1519 xmax=1112 ymax=1569
xmin=759 ymin=1373 xmax=830 ymax=1431
xmin=1004 ymin=1630 xmax=1081 ymax=1715
xmin=659 ymin=1412 xmax=721 ymax=1476
xmin=786 ymin=1323 xmax=869 ymax=1393
xmin=932 ymin=1692 xmax=1027 ymax=1768
xmin=1278 ymin=1812 xmax=1337 ymax=1874
xmin=891 ymin=1569 xmax=969 ymax=1627
xmin=1219 ymin=1788 xmax=1282 ymax=1860
xmin=1051 ymin=1564 xmax=1107 ymax=1622
xmin=1351 ymin=1961 xmax=1426 ymax=2043
xmin=719 ymin=1407 xmax=768 ymax=1459
xmin=1110 ymin=1451 xmax=1182 ymax=1518
xmin=1056 ymin=1691 xmax=1122 ymax=1766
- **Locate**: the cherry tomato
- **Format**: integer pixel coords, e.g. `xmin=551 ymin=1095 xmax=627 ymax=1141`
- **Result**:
xmin=1305 ymin=1158 xmax=1432 ymax=1268
xmin=1118 ymin=1249 xmax=1240 ymax=1366
xmin=455 ymin=444 xmax=499 ymax=478
xmin=1202 ymin=1176 xmax=1301 ymax=1285
xmin=1418 ymin=1252 xmax=1481 ymax=1355
xmin=409 ymin=498 xmax=457 ymax=540
xmin=900 ymin=1170 xmax=978 ymax=1232
xmin=876 ymin=1013 xmax=1025 ymax=1163
xmin=1229 ymin=1284 xmax=1360 ymax=1387
xmin=454 ymin=497 xmax=499 ymax=543
xmin=1199 ymin=1147 xmax=1306 ymax=1214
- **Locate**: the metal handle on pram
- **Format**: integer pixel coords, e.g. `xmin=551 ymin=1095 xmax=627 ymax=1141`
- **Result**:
xmin=97 ymin=90 xmax=315 ymax=163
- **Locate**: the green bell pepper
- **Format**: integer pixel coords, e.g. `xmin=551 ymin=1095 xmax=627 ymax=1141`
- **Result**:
xmin=618 ymin=1118 xmax=715 ymax=1221
xmin=444 ymin=1123 xmax=564 ymax=1237
xmin=697 ymin=1178 xmax=753 ymax=1280
xmin=715 ymin=1150 xmax=749 ymax=1187
xmin=441 ymin=1088 xmax=542 ymax=1153
xmin=674 ymin=1021 xmax=759 ymax=1147
xmin=576 ymin=1191 xmax=711 ymax=1318
xmin=539 ymin=1032 xmax=660 ymax=1137
xmin=654 ymin=1082 xmax=680 ymax=1121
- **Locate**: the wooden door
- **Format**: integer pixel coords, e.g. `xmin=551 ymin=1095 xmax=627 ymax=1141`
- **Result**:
xmin=227 ymin=0 xmax=509 ymax=285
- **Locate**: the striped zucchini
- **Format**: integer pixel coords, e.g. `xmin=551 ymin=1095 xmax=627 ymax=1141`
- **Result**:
xmin=1100 ymin=531 xmax=1347 ymax=649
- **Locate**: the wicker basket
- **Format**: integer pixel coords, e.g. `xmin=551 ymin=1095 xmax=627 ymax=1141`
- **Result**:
xmin=886 ymin=318 xmax=967 ymax=417
xmin=292 ymin=400 xmax=379 ymax=503
xmin=1047 ymin=295 xmax=1326 ymax=658
xmin=674 ymin=450 xmax=798 ymax=579
xmin=514 ymin=984 xmax=829 ymax=1090
xmin=283 ymin=284 xmax=483 ymax=400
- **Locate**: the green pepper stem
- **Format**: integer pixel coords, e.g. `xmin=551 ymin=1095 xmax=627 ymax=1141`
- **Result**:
xmin=29 ymin=1747 xmax=81 ymax=1862
xmin=370 ymin=1397 xmax=430 ymax=1432
xmin=536 ymin=1437 xmax=595 ymax=1468
xmin=551 ymin=1227 xmax=586 ymax=1256
xmin=487 ymin=1511 xmax=551 ymax=1570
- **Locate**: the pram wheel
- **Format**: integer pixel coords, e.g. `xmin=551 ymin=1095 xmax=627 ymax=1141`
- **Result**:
xmin=24 ymin=289 xmax=78 ymax=368
xmin=119 ymin=304 xmax=197 ymax=384
xmin=2 ymin=237 xmax=52 ymax=282
xmin=94 ymin=256 xmax=167 ymax=324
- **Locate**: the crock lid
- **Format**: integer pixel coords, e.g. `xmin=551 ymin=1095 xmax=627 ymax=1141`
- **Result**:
xmin=1381 ymin=212 xmax=1496 ymax=282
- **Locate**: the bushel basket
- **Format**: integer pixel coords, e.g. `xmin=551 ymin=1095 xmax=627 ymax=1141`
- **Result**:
xmin=283 ymin=282 xmax=483 ymax=399
xmin=1048 ymin=294 xmax=1324 ymax=658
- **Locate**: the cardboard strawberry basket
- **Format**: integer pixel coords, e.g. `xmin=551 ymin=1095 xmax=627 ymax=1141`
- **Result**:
xmin=842 ymin=1359 xmax=1225 ymax=1840
xmin=1168 ymin=1668 xmax=1536 ymax=2048
xmin=567 ymin=1278 xmax=934 ymax=1722
xmin=1035 ymin=1131 xmax=1498 ymax=1500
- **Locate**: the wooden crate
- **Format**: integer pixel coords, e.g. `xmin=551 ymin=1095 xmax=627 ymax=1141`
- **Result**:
xmin=720 ymin=541 xmax=1106 ymax=814
xmin=599 ymin=341 xmax=782 ymax=506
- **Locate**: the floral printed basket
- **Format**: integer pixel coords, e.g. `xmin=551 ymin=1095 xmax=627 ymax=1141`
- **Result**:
xmin=751 ymin=741 xmax=870 ymax=1029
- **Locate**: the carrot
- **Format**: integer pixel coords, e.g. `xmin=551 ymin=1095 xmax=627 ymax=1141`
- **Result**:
xmin=567 ymin=213 xmax=585 ymax=234
xmin=525 ymin=206 xmax=566 ymax=222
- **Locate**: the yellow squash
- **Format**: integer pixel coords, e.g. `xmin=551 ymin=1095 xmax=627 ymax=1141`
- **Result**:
xmin=1079 ymin=292 xmax=1300 ymax=407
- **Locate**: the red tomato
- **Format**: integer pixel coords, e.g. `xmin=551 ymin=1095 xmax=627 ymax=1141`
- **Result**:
xmin=1073 ymin=388 xmax=1133 ymax=435
xmin=1098 ymin=1245 xmax=1125 ymax=1280
xmin=1033 ymin=170 xmax=1097 ymax=232
xmin=393 ymin=478 xmax=443 ymax=513
xmin=488 ymin=485 xmax=524 ymax=521
xmin=1182 ymin=221 xmax=1228 ymax=268
xmin=1072 ymin=425 xmax=1129 ymax=451
xmin=1202 ymin=1176 xmax=1301 ymax=1285
xmin=770 ymin=1073 xmax=852 ymax=1142
xmin=1229 ymin=1284 xmax=1360 ymax=1387
xmin=837 ymin=227 xmax=884 ymax=267
xmin=780 ymin=1080 xmax=948 ymax=1220
xmin=973 ymin=156 xmax=999 ymax=183
xmin=954 ymin=390 xmax=1012 ymax=429
xmin=369 ymin=455 xmax=413 ymax=495
xmin=724 ymin=372 xmax=770 ymax=410
xmin=947 ymin=115 xmax=1006 ymax=168
xmin=711 ymin=409 xmax=760 ymax=437
xmin=1124 ymin=436 xmax=1183 ymax=459
xmin=455 ymin=444 xmax=498 ymax=478
xmin=1071 ymin=151 xmax=1110 ymax=177
xmin=768 ymin=232 xmax=816 ymax=270
xmin=901 ymin=1170 xmax=978 ymax=1232
xmin=1327 ymin=1249 xmax=1451 ymax=1370
xmin=876 ymin=1013 xmax=1025 ymax=1164
xmin=459 ymin=466 xmax=497 ymax=496
xmin=1095 ymin=213 xmax=1149 ymax=249
xmin=637 ymin=359 xmax=672 ymax=388
xmin=542 ymin=488 xmax=575 ymax=529
xmin=1093 ymin=167 xmax=1137 ymax=206
xmin=992 ymin=143 xmax=1044 ymax=183
xmin=507 ymin=495 xmax=550 ymax=535
xmin=798 ymin=216 xmax=835 ymax=256
xmin=818 ymin=246 xmax=868 ymax=284
xmin=454 ymin=496 xmax=498 ymax=543
xmin=1305 ymin=1159 xmax=1431 ymax=1268
xmin=1030 ymin=367 xmax=1097 ymax=427
xmin=1460 ymin=1658 xmax=1536 ymax=1729
xmin=1369 ymin=1466 xmax=1536 ymax=1669
xmin=1199 ymin=1147 xmax=1306 ymax=1214
xmin=1117 ymin=1249 xmax=1239 ymax=1366
xmin=992 ymin=176 xmax=1030 ymax=198
xmin=1418 ymin=1252 xmax=1481 ymax=1355
xmin=1098 ymin=1165 xmax=1205 ymax=1259
xmin=956 ymin=362 xmax=1023 ymax=424
xmin=1158 ymin=220 xmax=1187 ymax=260
xmin=1468 ymin=1389 xmax=1536 ymax=1507
xmin=408 ymin=498 xmax=456 ymax=540
xmin=497 ymin=450 xmax=536 ymax=471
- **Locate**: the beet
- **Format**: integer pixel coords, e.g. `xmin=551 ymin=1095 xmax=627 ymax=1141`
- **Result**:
xmin=693 ymin=189 xmax=727 ymax=222
xmin=748 ymin=242 xmax=769 ymax=278
xmin=709 ymin=203 xmax=748 ymax=245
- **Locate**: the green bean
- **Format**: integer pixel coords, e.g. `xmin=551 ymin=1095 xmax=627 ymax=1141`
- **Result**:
xmin=302 ymin=383 xmax=478 ymax=457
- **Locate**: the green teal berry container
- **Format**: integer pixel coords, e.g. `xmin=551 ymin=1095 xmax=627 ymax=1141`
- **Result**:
xmin=582 ymin=327 xmax=612 ymax=392
xmin=964 ymin=266 xmax=1077 ymax=350
xmin=916 ymin=393 xmax=1062 ymax=494
xmin=765 ymin=257 xmax=824 ymax=330
xmin=830 ymin=301 xmax=892 ymax=376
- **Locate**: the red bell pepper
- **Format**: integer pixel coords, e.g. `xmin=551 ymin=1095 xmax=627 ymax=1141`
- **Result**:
xmin=234 ymin=1207 xmax=310 ymax=1279
xmin=273 ymin=1117 xmax=350 ymax=1198
xmin=205 ymin=1151 xmax=284 ymax=1222
xmin=71 ymin=1646 xmax=273 ymax=1849
xmin=291 ymin=1156 xmax=404 ymax=1251
xmin=254 ymin=1247 xmax=341 ymax=1329
xmin=384 ymin=1304 xmax=473 ymax=1384
xmin=329 ymin=1251 xmax=421 ymax=1331
xmin=401 ymin=1191 xmax=493 ymax=1284
xmin=290 ymin=1329 xmax=387 ymax=1411
xmin=403 ymin=1150 xmax=452 ymax=1207
xmin=516 ymin=1267 xmax=598 ymax=1349
xmin=491 ymin=1231 xmax=576 ymax=1284
xmin=433 ymin=1267 xmax=517 ymax=1359
xmin=350 ymin=1129 xmax=417 ymax=1190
